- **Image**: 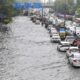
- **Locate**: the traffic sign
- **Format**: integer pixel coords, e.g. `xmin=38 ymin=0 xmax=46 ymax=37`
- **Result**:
xmin=13 ymin=2 xmax=42 ymax=8
xmin=33 ymin=3 xmax=42 ymax=8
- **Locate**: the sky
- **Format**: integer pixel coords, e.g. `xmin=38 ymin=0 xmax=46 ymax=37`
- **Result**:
xmin=41 ymin=0 xmax=55 ymax=3
xmin=16 ymin=0 xmax=55 ymax=3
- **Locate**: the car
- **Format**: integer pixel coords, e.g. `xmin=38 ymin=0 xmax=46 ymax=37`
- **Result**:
xmin=66 ymin=46 xmax=79 ymax=57
xmin=50 ymin=32 xmax=59 ymax=37
xmin=46 ymin=16 xmax=57 ymax=28
xmin=30 ymin=15 xmax=36 ymax=22
xmin=49 ymin=27 xmax=57 ymax=33
xmin=57 ymin=41 xmax=70 ymax=52
xmin=65 ymin=35 xmax=75 ymax=44
xmin=47 ymin=24 xmax=53 ymax=32
xmin=35 ymin=20 xmax=40 ymax=24
xmin=69 ymin=25 xmax=75 ymax=34
xmin=76 ymin=24 xmax=80 ymax=37
xmin=68 ymin=53 xmax=80 ymax=67
xmin=66 ymin=28 xmax=73 ymax=35
xmin=51 ymin=34 xmax=61 ymax=42
xmin=55 ymin=18 xmax=64 ymax=28
xmin=52 ymin=18 xmax=57 ymax=26
xmin=65 ymin=21 xmax=72 ymax=28
xmin=72 ymin=39 xmax=80 ymax=46
xmin=49 ymin=27 xmax=58 ymax=37
xmin=49 ymin=16 xmax=54 ymax=22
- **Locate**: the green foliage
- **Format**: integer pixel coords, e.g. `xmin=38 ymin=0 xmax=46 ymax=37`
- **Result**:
xmin=0 ymin=0 xmax=14 ymax=24
xmin=54 ymin=0 xmax=76 ymax=15
xmin=76 ymin=7 xmax=80 ymax=17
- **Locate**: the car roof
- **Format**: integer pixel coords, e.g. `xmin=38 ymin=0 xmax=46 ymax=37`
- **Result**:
xmin=66 ymin=35 xmax=74 ymax=37
xmin=52 ymin=35 xmax=60 ymax=37
xmin=69 ymin=46 xmax=78 ymax=49
xmin=66 ymin=36 xmax=74 ymax=38
xmin=73 ymin=53 xmax=80 ymax=57
xmin=60 ymin=41 xmax=70 ymax=44
xmin=60 ymin=41 xmax=70 ymax=45
xmin=51 ymin=27 xmax=56 ymax=29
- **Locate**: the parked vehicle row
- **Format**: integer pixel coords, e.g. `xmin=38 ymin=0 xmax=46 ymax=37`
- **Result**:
xmin=57 ymin=39 xmax=80 ymax=67
xmin=65 ymin=21 xmax=80 ymax=38
xmin=46 ymin=24 xmax=61 ymax=43
xmin=43 ymin=17 xmax=80 ymax=67
xmin=29 ymin=13 xmax=80 ymax=67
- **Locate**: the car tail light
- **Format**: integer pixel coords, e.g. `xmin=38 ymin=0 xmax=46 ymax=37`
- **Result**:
xmin=73 ymin=60 xmax=77 ymax=62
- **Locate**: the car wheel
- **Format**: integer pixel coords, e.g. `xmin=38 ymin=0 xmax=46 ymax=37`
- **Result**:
xmin=50 ymin=35 xmax=52 ymax=37
xmin=71 ymin=63 xmax=75 ymax=67
xmin=57 ymin=47 xmax=60 ymax=51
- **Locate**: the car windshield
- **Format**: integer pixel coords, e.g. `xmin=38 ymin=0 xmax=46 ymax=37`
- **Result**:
xmin=66 ymin=36 xmax=75 ymax=39
xmin=74 ymin=55 xmax=80 ymax=59
xmin=71 ymin=49 xmax=78 ymax=52
xmin=62 ymin=43 xmax=70 ymax=45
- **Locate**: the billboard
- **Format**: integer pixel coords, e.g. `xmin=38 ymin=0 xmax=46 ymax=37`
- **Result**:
xmin=13 ymin=2 xmax=42 ymax=8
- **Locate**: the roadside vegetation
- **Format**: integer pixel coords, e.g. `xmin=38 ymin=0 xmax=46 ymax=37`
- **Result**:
xmin=54 ymin=0 xmax=80 ymax=17
xmin=0 ymin=0 xmax=14 ymax=24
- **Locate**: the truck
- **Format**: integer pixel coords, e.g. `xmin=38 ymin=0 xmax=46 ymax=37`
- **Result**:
xmin=59 ymin=27 xmax=66 ymax=40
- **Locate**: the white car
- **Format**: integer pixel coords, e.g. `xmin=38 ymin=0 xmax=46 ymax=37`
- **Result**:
xmin=66 ymin=25 xmax=75 ymax=35
xmin=51 ymin=34 xmax=61 ymax=42
xmin=66 ymin=46 xmax=79 ymax=57
xmin=52 ymin=18 xmax=57 ymax=26
xmin=65 ymin=36 xmax=75 ymax=44
xmin=50 ymin=31 xmax=58 ymax=37
xmin=49 ymin=28 xmax=58 ymax=37
xmin=35 ymin=20 xmax=40 ymax=24
xmin=57 ymin=41 xmax=70 ymax=52
xmin=76 ymin=26 xmax=80 ymax=37
xmin=55 ymin=19 xmax=64 ymax=26
xmin=68 ymin=53 xmax=80 ymax=67
xmin=66 ymin=22 xmax=76 ymax=35
xmin=65 ymin=21 xmax=72 ymax=28
xmin=47 ymin=25 xmax=54 ymax=32
xmin=49 ymin=27 xmax=57 ymax=33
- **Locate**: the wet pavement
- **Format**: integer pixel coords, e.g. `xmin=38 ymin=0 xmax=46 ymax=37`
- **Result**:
xmin=0 ymin=16 xmax=80 ymax=80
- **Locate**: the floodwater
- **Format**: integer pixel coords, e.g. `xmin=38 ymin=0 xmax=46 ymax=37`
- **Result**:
xmin=0 ymin=16 xmax=80 ymax=80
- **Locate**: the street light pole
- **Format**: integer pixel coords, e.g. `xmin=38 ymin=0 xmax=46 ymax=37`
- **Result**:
xmin=41 ymin=0 xmax=45 ymax=26
xmin=73 ymin=0 xmax=77 ymax=36
xmin=49 ymin=0 xmax=50 ymax=18
xmin=64 ymin=0 xmax=67 ymax=28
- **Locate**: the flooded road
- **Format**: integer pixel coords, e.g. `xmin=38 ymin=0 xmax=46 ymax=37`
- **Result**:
xmin=0 ymin=16 xmax=80 ymax=80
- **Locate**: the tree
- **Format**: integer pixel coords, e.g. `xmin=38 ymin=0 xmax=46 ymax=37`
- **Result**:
xmin=0 ymin=0 xmax=15 ymax=23
xmin=54 ymin=0 xmax=75 ymax=15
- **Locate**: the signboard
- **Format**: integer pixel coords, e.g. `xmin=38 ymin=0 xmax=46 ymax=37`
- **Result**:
xmin=13 ymin=2 xmax=42 ymax=8
xmin=33 ymin=3 xmax=42 ymax=8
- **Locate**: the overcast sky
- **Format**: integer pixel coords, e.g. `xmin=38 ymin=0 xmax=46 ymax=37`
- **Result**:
xmin=41 ymin=0 xmax=55 ymax=3
xmin=16 ymin=0 xmax=55 ymax=3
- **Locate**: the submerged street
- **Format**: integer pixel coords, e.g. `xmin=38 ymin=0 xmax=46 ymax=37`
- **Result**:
xmin=0 ymin=16 xmax=80 ymax=80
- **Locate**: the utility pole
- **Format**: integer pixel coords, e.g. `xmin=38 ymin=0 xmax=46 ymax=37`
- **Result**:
xmin=41 ymin=0 xmax=45 ymax=26
xmin=64 ymin=0 xmax=67 ymax=27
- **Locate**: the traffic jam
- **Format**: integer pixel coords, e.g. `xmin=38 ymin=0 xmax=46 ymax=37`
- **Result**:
xmin=29 ymin=12 xmax=80 ymax=67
